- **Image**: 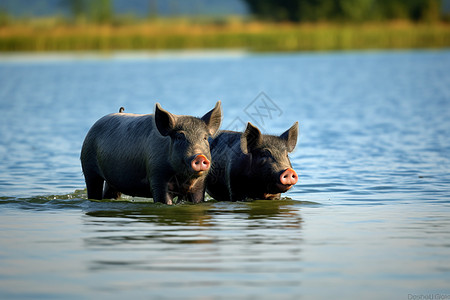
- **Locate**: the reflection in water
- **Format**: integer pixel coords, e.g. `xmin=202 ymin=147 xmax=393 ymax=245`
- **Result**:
xmin=87 ymin=201 xmax=214 ymax=227
xmin=1 ymin=196 xmax=449 ymax=299
xmin=85 ymin=198 xmax=304 ymax=227
xmin=83 ymin=199 xmax=305 ymax=294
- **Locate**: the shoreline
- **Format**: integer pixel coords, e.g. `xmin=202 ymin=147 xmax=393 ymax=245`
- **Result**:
xmin=1 ymin=21 xmax=450 ymax=52
xmin=0 ymin=48 xmax=449 ymax=63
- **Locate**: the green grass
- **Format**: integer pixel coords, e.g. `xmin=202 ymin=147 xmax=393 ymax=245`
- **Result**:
xmin=1 ymin=19 xmax=449 ymax=52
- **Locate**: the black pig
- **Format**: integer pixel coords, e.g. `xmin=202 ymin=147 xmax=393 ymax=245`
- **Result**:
xmin=206 ymin=122 xmax=298 ymax=201
xmin=81 ymin=101 xmax=222 ymax=204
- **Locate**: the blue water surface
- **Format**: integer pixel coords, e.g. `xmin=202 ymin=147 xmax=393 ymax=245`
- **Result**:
xmin=0 ymin=50 xmax=449 ymax=299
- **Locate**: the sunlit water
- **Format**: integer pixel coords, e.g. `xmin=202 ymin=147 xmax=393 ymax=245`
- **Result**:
xmin=1 ymin=50 xmax=449 ymax=299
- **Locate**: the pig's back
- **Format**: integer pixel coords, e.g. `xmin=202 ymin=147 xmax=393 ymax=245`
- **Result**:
xmin=81 ymin=113 xmax=169 ymax=189
xmin=84 ymin=112 xmax=162 ymax=154
xmin=210 ymin=130 xmax=242 ymax=157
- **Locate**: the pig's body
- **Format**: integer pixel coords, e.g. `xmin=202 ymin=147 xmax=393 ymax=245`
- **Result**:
xmin=206 ymin=122 xmax=298 ymax=201
xmin=81 ymin=102 xmax=221 ymax=204
xmin=81 ymin=113 xmax=175 ymax=199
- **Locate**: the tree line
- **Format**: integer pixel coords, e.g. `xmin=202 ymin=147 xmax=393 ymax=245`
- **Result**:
xmin=1 ymin=0 xmax=444 ymax=25
xmin=243 ymin=0 xmax=442 ymax=23
xmin=66 ymin=0 xmax=444 ymax=23
xmin=64 ymin=0 xmax=113 ymax=23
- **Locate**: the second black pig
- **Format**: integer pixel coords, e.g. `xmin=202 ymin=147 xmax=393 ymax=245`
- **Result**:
xmin=206 ymin=122 xmax=298 ymax=201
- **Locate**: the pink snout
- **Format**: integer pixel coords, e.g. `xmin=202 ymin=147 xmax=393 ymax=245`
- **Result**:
xmin=280 ymin=168 xmax=298 ymax=186
xmin=191 ymin=154 xmax=210 ymax=172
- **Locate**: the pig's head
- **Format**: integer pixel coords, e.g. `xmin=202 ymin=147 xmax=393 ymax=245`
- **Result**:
xmin=241 ymin=122 xmax=299 ymax=198
xmin=154 ymin=101 xmax=222 ymax=179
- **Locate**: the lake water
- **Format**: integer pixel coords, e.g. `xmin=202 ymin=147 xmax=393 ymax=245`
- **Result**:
xmin=0 ymin=50 xmax=450 ymax=299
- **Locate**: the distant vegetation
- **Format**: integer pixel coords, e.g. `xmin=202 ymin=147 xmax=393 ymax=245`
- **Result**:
xmin=244 ymin=0 xmax=443 ymax=23
xmin=0 ymin=0 xmax=449 ymax=52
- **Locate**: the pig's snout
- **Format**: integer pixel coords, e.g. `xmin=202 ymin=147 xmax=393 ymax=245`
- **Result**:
xmin=279 ymin=168 xmax=298 ymax=186
xmin=191 ymin=154 xmax=210 ymax=173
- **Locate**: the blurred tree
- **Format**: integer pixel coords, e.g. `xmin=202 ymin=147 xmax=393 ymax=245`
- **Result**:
xmin=420 ymin=0 xmax=441 ymax=22
xmin=62 ymin=0 xmax=113 ymax=23
xmin=148 ymin=0 xmax=159 ymax=19
xmin=244 ymin=0 xmax=297 ymax=22
xmin=0 ymin=7 xmax=10 ymax=27
xmin=243 ymin=0 xmax=442 ymax=23
xmin=61 ymin=0 xmax=86 ymax=20
xmin=70 ymin=0 xmax=85 ymax=19
xmin=375 ymin=0 xmax=408 ymax=20
xmin=297 ymin=0 xmax=337 ymax=22
xmin=89 ymin=0 xmax=113 ymax=24
xmin=339 ymin=0 xmax=374 ymax=22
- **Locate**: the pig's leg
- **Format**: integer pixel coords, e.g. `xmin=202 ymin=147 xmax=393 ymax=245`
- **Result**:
xmin=228 ymin=175 xmax=247 ymax=201
xmin=103 ymin=182 xmax=122 ymax=200
xmin=84 ymin=173 xmax=104 ymax=200
xmin=151 ymin=179 xmax=173 ymax=205
xmin=225 ymin=165 xmax=235 ymax=201
xmin=188 ymin=177 xmax=206 ymax=204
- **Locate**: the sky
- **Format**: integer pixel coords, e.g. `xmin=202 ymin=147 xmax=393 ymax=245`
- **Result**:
xmin=0 ymin=0 xmax=249 ymax=17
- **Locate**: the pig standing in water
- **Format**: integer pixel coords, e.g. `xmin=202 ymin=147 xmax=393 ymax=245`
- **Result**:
xmin=206 ymin=122 xmax=298 ymax=201
xmin=81 ymin=101 xmax=222 ymax=204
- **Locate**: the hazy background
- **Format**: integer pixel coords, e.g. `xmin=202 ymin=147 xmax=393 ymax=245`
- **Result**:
xmin=1 ymin=0 xmax=450 ymax=52
xmin=1 ymin=0 xmax=449 ymax=21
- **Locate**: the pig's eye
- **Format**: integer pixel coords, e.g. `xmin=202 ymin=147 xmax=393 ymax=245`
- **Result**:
xmin=203 ymin=134 xmax=208 ymax=141
xmin=174 ymin=132 xmax=185 ymax=141
xmin=261 ymin=149 xmax=272 ymax=157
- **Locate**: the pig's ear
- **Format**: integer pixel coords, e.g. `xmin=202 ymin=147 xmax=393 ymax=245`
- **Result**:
xmin=155 ymin=103 xmax=176 ymax=136
xmin=280 ymin=121 xmax=298 ymax=152
xmin=241 ymin=122 xmax=262 ymax=154
xmin=201 ymin=101 xmax=222 ymax=136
